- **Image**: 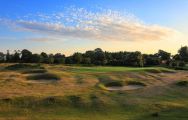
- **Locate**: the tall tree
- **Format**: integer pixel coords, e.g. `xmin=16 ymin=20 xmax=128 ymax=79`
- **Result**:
xmin=12 ymin=50 xmax=21 ymax=62
xmin=72 ymin=52 xmax=83 ymax=64
xmin=0 ymin=52 xmax=5 ymax=63
xmin=21 ymin=49 xmax=32 ymax=63
xmin=40 ymin=52 xmax=49 ymax=63
xmin=157 ymin=50 xmax=171 ymax=61
xmin=31 ymin=54 xmax=41 ymax=63
xmin=93 ymin=48 xmax=107 ymax=65
xmin=178 ymin=46 xmax=188 ymax=62
xmin=6 ymin=50 xmax=11 ymax=62
xmin=54 ymin=53 xmax=65 ymax=64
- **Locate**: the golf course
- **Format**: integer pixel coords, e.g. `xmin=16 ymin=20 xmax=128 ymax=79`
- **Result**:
xmin=0 ymin=63 xmax=188 ymax=120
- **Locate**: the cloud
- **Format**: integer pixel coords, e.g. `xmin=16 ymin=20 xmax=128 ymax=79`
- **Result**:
xmin=1 ymin=7 xmax=180 ymax=42
xmin=25 ymin=37 xmax=62 ymax=42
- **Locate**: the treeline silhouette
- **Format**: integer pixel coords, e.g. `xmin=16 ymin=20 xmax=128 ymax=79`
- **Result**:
xmin=0 ymin=46 xmax=188 ymax=67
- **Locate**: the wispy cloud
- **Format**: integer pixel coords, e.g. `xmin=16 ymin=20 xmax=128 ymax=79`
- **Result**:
xmin=0 ymin=7 xmax=181 ymax=42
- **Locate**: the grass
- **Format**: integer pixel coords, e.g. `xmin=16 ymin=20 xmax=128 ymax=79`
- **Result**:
xmin=21 ymin=69 xmax=47 ymax=74
xmin=0 ymin=63 xmax=188 ymax=120
xmin=65 ymin=66 xmax=175 ymax=73
xmin=176 ymin=81 xmax=188 ymax=86
xmin=126 ymin=80 xmax=146 ymax=86
xmin=5 ymin=63 xmax=44 ymax=70
xmin=26 ymin=73 xmax=61 ymax=81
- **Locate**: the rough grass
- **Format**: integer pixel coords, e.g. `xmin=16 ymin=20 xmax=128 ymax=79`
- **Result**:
xmin=0 ymin=64 xmax=188 ymax=120
xmin=126 ymin=81 xmax=146 ymax=86
xmin=176 ymin=81 xmax=188 ymax=86
xmin=67 ymin=66 xmax=175 ymax=73
xmin=26 ymin=73 xmax=61 ymax=81
xmin=21 ymin=69 xmax=47 ymax=74
xmin=5 ymin=63 xmax=44 ymax=70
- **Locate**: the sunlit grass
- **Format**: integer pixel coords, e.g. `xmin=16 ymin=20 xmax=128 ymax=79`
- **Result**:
xmin=0 ymin=63 xmax=187 ymax=120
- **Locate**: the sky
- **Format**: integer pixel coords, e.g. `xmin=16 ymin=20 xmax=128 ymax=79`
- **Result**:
xmin=0 ymin=0 xmax=188 ymax=55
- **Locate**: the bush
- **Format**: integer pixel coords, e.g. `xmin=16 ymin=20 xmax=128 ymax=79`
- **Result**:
xmin=27 ymin=73 xmax=60 ymax=80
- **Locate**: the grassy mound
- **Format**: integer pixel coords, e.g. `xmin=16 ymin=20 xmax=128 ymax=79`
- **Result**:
xmin=27 ymin=73 xmax=60 ymax=81
xmin=126 ymin=81 xmax=146 ymax=86
xmin=144 ymin=68 xmax=175 ymax=73
xmin=5 ymin=63 xmax=44 ymax=70
xmin=176 ymin=81 xmax=188 ymax=86
xmin=22 ymin=69 xmax=47 ymax=74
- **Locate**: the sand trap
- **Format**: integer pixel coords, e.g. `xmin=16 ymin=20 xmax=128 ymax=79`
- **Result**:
xmin=106 ymin=85 xmax=144 ymax=91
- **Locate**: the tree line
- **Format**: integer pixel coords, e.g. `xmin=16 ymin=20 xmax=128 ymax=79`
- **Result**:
xmin=0 ymin=46 xmax=188 ymax=67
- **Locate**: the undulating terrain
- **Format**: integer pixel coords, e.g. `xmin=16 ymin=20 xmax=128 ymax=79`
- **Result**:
xmin=0 ymin=64 xmax=188 ymax=120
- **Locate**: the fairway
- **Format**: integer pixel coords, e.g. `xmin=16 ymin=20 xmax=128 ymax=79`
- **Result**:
xmin=0 ymin=64 xmax=188 ymax=120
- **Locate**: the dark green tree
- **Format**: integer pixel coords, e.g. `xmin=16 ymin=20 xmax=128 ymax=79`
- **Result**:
xmin=72 ymin=52 xmax=83 ymax=64
xmin=40 ymin=52 xmax=49 ymax=63
xmin=178 ymin=46 xmax=188 ymax=62
xmin=54 ymin=53 xmax=65 ymax=64
xmin=21 ymin=49 xmax=32 ymax=63
xmin=0 ymin=52 xmax=5 ymax=63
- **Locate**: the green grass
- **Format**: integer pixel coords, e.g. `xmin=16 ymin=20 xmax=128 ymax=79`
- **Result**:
xmin=66 ymin=66 xmax=175 ymax=73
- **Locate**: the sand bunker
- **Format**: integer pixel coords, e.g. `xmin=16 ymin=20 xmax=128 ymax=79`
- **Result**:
xmin=106 ymin=85 xmax=144 ymax=91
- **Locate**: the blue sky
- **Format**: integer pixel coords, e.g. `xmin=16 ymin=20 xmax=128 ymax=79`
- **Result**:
xmin=0 ymin=0 xmax=188 ymax=55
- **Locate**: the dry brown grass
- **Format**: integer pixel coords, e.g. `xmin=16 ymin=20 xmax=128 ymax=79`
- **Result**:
xmin=0 ymin=63 xmax=187 ymax=98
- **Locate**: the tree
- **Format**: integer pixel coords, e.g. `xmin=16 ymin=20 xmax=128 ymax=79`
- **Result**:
xmin=6 ymin=50 xmax=11 ymax=62
xmin=178 ymin=46 xmax=188 ymax=62
xmin=31 ymin=54 xmax=41 ymax=63
xmin=0 ymin=52 xmax=5 ymax=63
xmin=157 ymin=50 xmax=171 ymax=61
xmin=123 ymin=52 xmax=143 ymax=67
xmin=65 ymin=56 xmax=73 ymax=64
xmin=173 ymin=54 xmax=181 ymax=61
xmin=93 ymin=48 xmax=107 ymax=65
xmin=54 ymin=53 xmax=65 ymax=64
xmin=82 ymin=57 xmax=91 ymax=64
xmin=72 ymin=52 xmax=83 ymax=64
xmin=21 ymin=49 xmax=32 ymax=63
xmin=48 ymin=54 xmax=54 ymax=64
xmin=12 ymin=50 xmax=21 ymax=62
xmin=84 ymin=50 xmax=95 ymax=63
xmin=143 ymin=54 xmax=160 ymax=66
xmin=40 ymin=52 xmax=49 ymax=63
